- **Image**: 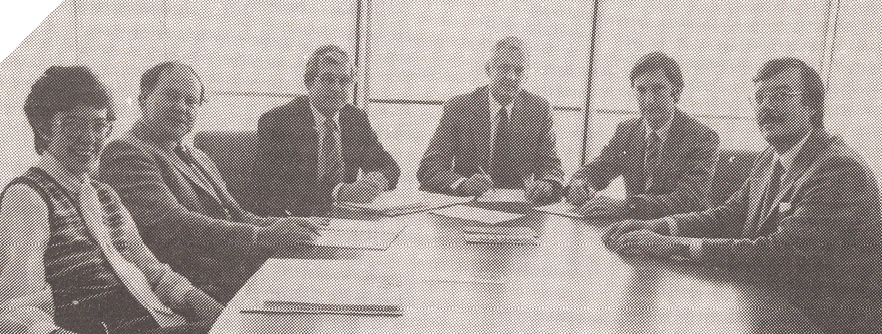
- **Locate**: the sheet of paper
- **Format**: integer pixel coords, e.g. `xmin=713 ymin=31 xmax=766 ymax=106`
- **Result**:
xmin=340 ymin=189 xmax=472 ymax=215
xmin=252 ymin=277 xmax=401 ymax=316
xmin=322 ymin=218 xmax=407 ymax=234
xmin=463 ymin=232 xmax=539 ymax=245
xmin=534 ymin=201 xmax=586 ymax=219
xmin=429 ymin=205 xmax=523 ymax=225
xmin=476 ymin=188 xmax=527 ymax=203
xmin=463 ymin=225 xmax=538 ymax=237
xmin=313 ymin=229 xmax=397 ymax=250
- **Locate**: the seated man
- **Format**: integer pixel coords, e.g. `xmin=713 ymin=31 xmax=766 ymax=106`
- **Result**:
xmin=1 ymin=66 xmax=221 ymax=334
xmin=97 ymin=62 xmax=325 ymax=304
xmin=567 ymin=52 xmax=719 ymax=220
xmin=603 ymin=58 xmax=882 ymax=334
xmin=251 ymin=45 xmax=400 ymax=217
xmin=417 ymin=37 xmax=564 ymax=204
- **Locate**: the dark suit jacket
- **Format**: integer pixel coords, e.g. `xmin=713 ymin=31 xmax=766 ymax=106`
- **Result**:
xmin=96 ymin=122 xmax=270 ymax=303
xmin=417 ymin=86 xmax=564 ymax=196
xmin=573 ymin=111 xmax=719 ymax=219
xmin=671 ymin=130 xmax=882 ymax=290
xmin=251 ymin=95 xmax=400 ymax=217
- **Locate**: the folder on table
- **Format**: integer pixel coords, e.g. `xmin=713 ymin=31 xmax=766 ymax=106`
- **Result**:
xmin=338 ymin=189 xmax=472 ymax=216
xmin=429 ymin=205 xmax=523 ymax=225
xmin=463 ymin=225 xmax=539 ymax=245
xmin=243 ymin=276 xmax=402 ymax=317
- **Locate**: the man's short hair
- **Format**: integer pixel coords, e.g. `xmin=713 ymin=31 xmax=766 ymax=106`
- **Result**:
xmin=138 ymin=61 xmax=206 ymax=106
xmin=303 ymin=45 xmax=350 ymax=87
xmin=24 ymin=66 xmax=115 ymax=154
xmin=629 ymin=52 xmax=684 ymax=100
xmin=491 ymin=36 xmax=526 ymax=58
xmin=754 ymin=57 xmax=825 ymax=128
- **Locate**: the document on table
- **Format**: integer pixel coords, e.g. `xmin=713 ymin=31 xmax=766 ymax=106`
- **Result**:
xmin=534 ymin=201 xmax=586 ymax=219
xmin=313 ymin=229 xmax=398 ymax=250
xmin=321 ymin=218 xmax=407 ymax=234
xmin=338 ymin=189 xmax=472 ymax=216
xmin=475 ymin=188 xmax=527 ymax=203
xmin=429 ymin=205 xmax=523 ymax=225
xmin=462 ymin=225 xmax=539 ymax=245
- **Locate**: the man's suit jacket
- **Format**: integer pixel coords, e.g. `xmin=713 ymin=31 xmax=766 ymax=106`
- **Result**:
xmin=417 ymin=86 xmax=564 ymax=196
xmin=96 ymin=122 xmax=269 ymax=303
xmin=573 ymin=111 xmax=719 ymax=219
xmin=251 ymin=95 xmax=400 ymax=217
xmin=670 ymin=130 xmax=882 ymax=290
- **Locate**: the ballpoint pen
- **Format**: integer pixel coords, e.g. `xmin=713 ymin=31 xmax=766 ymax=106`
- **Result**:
xmin=476 ymin=165 xmax=495 ymax=194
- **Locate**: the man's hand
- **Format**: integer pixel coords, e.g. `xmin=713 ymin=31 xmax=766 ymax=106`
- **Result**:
xmin=255 ymin=217 xmax=327 ymax=250
xmin=614 ymin=230 xmax=689 ymax=259
xmin=457 ymin=173 xmax=494 ymax=197
xmin=362 ymin=171 xmax=390 ymax=191
xmin=566 ymin=178 xmax=595 ymax=206
xmin=525 ymin=180 xmax=555 ymax=204
xmin=601 ymin=218 xmax=669 ymax=250
xmin=337 ymin=180 xmax=383 ymax=203
xmin=575 ymin=195 xmax=629 ymax=218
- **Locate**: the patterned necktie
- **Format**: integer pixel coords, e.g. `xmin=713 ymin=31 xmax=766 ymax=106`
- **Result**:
xmin=644 ymin=131 xmax=661 ymax=191
xmin=79 ymin=181 xmax=187 ymax=328
xmin=491 ymin=107 xmax=516 ymax=187
xmin=318 ymin=117 xmax=342 ymax=185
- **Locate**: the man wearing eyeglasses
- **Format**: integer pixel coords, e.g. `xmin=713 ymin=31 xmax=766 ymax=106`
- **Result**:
xmin=602 ymin=58 xmax=882 ymax=333
xmin=566 ymin=52 xmax=719 ymax=220
xmin=251 ymin=45 xmax=400 ymax=217
xmin=417 ymin=37 xmax=564 ymax=203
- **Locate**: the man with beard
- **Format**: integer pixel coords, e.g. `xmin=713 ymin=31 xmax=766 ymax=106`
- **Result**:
xmin=566 ymin=52 xmax=719 ymax=220
xmin=602 ymin=58 xmax=882 ymax=333
xmin=251 ymin=45 xmax=400 ymax=217
xmin=417 ymin=37 xmax=564 ymax=204
xmin=97 ymin=62 xmax=326 ymax=304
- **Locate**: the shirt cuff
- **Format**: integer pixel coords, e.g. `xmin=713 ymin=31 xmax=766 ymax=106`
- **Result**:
xmin=332 ymin=182 xmax=346 ymax=202
xmin=30 ymin=321 xmax=58 ymax=334
xmin=686 ymin=238 xmax=703 ymax=260
xmin=666 ymin=217 xmax=680 ymax=236
xmin=154 ymin=269 xmax=196 ymax=310
xmin=450 ymin=178 xmax=467 ymax=192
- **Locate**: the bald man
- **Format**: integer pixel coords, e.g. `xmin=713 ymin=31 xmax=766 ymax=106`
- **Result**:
xmin=417 ymin=37 xmax=564 ymax=204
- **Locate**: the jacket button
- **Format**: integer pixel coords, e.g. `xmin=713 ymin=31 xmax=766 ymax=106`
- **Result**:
xmin=71 ymin=300 xmax=79 ymax=305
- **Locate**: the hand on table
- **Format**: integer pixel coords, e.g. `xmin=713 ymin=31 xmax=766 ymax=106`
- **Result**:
xmin=613 ymin=230 xmax=689 ymax=259
xmin=457 ymin=173 xmax=494 ymax=197
xmin=575 ymin=195 xmax=629 ymax=219
xmin=338 ymin=179 xmax=383 ymax=203
xmin=255 ymin=216 xmax=329 ymax=250
xmin=601 ymin=218 xmax=669 ymax=250
xmin=566 ymin=178 xmax=595 ymax=206
xmin=525 ymin=179 xmax=556 ymax=204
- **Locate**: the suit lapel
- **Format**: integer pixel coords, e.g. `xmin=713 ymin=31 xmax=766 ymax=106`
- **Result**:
xmin=744 ymin=149 xmax=777 ymax=238
xmin=646 ymin=111 xmax=684 ymax=190
xmin=758 ymin=130 xmax=828 ymax=229
xmin=473 ymin=87 xmax=494 ymax=170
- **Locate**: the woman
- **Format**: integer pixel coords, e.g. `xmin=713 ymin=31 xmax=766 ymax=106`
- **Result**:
xmin=0 ymin=66 xmax=221 ymax=334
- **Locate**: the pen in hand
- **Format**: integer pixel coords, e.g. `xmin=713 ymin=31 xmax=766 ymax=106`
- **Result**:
xmin=477 ymin=165 xmax=495 ymax=195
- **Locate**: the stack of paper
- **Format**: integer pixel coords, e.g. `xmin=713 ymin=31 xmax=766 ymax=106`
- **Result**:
xmin=462 ymin=225 xmax=539 ymax=245
xmin=475 ymin=188 xmax=527 ymax=203
xmin=243 ymin=260 xmax=402 ymax=317
xmin=534 ymin=201 xmax=586 ymax=219
xmin=313 ymin=229 xmax=398 ymax=250
xmin=338 ymin=189 xmax=472 ymax=216
xmin=429 ymin=205 xmax=523 ymax=225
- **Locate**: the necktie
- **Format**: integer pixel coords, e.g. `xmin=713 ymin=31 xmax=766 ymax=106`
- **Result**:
xmin=644 ymin=131 xmax=661 ymax=191
xmin=318 ymin=117 xmax=342 ymax=185
xmin=490 ymin=107 xmax=516 ymax=188
xmin=79 ymin=181 xmax=187 ymax=328
xmin=177 ymin=146 xmax=234 ymax=220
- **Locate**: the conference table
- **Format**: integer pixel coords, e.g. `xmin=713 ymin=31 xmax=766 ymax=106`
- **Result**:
xmin=209 ymin=201 xmax=822 ymax=333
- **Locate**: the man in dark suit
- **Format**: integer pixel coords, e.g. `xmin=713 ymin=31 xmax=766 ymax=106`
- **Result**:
xmin=567 ymin=52 xmax=719 ymax=220
xmin=603 ymin=58 xmax=882 ymax=333
xmin=251 ymin=45 xmax=400 ymax=217
xmin=417 ymin=37 xmax=564 ymax=204
xmin=97 ymin=62 xmax=325 ymax=303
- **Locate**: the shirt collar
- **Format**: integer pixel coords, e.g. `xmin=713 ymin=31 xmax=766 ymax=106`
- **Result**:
xmin=643 ymin=111 xmax=675 ymax=142
xmin=309 ymin=100 xmax=341 ymax=129
xmin=36 ymin=153 xmax=87 ymax=196
xmin=775 ymin=129 xmax=813 ymax=173
xmin=488 ymin=89 xmax=516 ymax=117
